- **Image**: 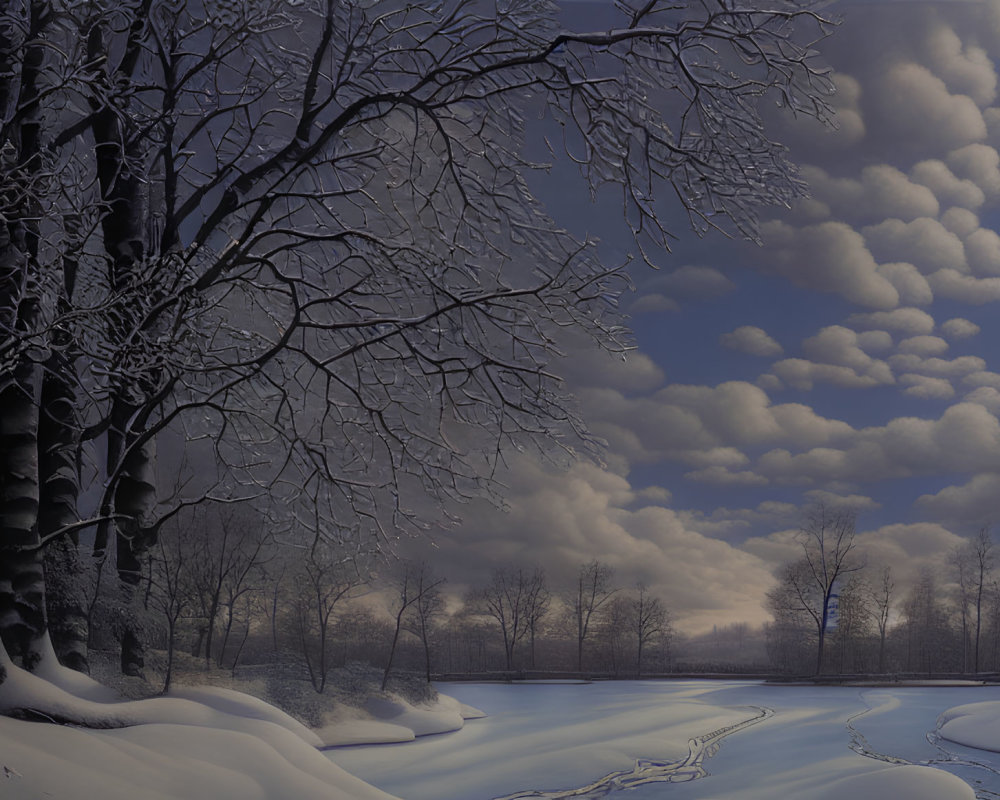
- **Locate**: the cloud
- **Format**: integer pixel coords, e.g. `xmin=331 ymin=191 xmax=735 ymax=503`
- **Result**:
xmin=940 ymin=317 xmax=981 ymax=339
xmin=963 ymin=227 xmax=1000 ymax=276
xmin=759 ymin=220 xmax=899 ymax=309
xmin=556 ymin=335 xmax=666 ymax=393
xmin=928 ymin=268 xmax=1000 ymax=303
xmin=925 ymin=24 xmax=997 ymax=106
xmin=719 ymin=325 xmax=783 ymax=357
xmin=897 ymin=335 xmax=949 ymax=356
xmin=963 ymin=386 xmax=1000 ymax=412
xmin=875 ymin=262 xmax=933 ymax=305
xmin=862 ymin=217 xmax=967 ymax=275
xmin=767 ymin=325 xmax=895 ymax=390
xmin=800 ymin=164 xmax=939 ymax=223
xmin=917 ymin=473 xmax=1000 ymax=526
xmin=888 ymin=352 xmax=985 ymax=377
xmin=910 ymin=159 xmax=985 ymax=209
xmin=579 ymin=381 xmax=854 ymax=466
xmin=872 ymin=61 xmax=986 ymax=152
xmin=757 ymin=403 xmax=1000 ymax=484
xmin=941 ymin=207 xmax=980 ymax=237
xmin=854 ymin=523 xmax=967 ymax=587
xmin=948 ymin=143 xmax=1000 ymax=199
xmin=414 ymin=457 xmax=780 ymax=633
xmin=847 ymin=307 xmax=935 ymax=335
xmin=684 ymin=465 xmax=769 ymax=486
xmin=658 ymin=265 xmax=735 ymax=300
xmin=899 ymin=373 xmax=956 ymax=399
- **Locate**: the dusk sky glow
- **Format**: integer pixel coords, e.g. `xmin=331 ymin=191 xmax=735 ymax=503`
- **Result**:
xmin=402 ymin=0 xmax=1000 ymax=634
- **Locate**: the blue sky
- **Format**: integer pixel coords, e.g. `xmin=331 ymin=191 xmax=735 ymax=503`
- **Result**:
xmin=401 ymin=0 xmax=1000 ymax=633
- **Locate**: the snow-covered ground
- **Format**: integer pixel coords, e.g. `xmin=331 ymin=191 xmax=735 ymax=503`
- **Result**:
xmin=326 ymin=680 xmax=1000 ymax=800
xmin=8 ymin=657 xmax=1000 ymax=800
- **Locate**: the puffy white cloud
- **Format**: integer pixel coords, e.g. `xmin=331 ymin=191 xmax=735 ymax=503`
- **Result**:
xmin=802 ymin=489 xmax=880 ymax=512
xmin=847 ymin=307 xmax=935 ymax=335
xmin=770 ymin=359 xmax=890 ymax=390
xmin=910 ymin=159 xmax=985 ymax=209
xmin=875 ymin=262 xmax=933 ymax=305
xmin=917 ymin=473 xmax=1000 ymax=526
xmin=630 ymin=266 xmax=735 ymax=313
xmin=940 ymin=317 xmax=981 ymax=339
xmin=556 ymin=333 xmax=666 ymax=393
xmin=757 ymin=403 xmax=1000 ymax=484
xmin=580 ymin=381 xmax=854 ymax=466
xmin=964 ymin=227 xmax=1000 ymax=276
xmin=719 ymin=325 xmax=783 ymax=358
xmin=800 ymin=164 xmax=939 ymax=223
xmin=899 ymin=373 xmax=956 ymax=399
xmin=760 ymin=220 xmax=899 ymax=309
xmin=941 ymin=207 xmax=980 ymax=237
xmin=419 ymin=457 xmax=780 ymax=632
xmin=767 ymin=326 xmax=895 ymax=391
xmin=897 ymin=335 xmax=949 ymax=356
xmin=684 ymin=465 xmax=768 ymax=486
xmin=888 ymin=352 xmax=986 ymax=377
xmin=964 ymin=386 xmax=1000 ymax=412
xmin=658 ymin=265 xmax=735 ymax=300
xmin=928 ymin=268 xmax=1000 ymax=303
xmin=964 ymin=370 xmax=1000 ymax=389
xmin=862 ymin=217 xmax=968 ymax=275
xmin=948 ymin=143 xmax=1000 ymax=199
xmin=925 ymin=24 xmax=997 ymax=107
xmin=856 ymin=330 xmax=894 ymax=352
xmin=873 ymin=62 xmax=986 ymax=152
xmin=854 ymin=523 xmax=967 ymax=587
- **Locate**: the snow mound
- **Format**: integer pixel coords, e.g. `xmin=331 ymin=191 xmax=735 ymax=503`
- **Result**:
xmin=0 ymin=650 xmax=398 ymax=800
xmin=316 ymin=691 xmax=484 ymax=746
xmin=365 ymin=693 xmax=466 ymax=736
xmin=937 ymin=700 xmax=1000 ymax=752
xmin=814 ymin=764 xmax=976 ymax=800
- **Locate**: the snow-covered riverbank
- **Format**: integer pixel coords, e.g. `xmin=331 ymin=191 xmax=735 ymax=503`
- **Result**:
xmin=326 ymin=680 xmax=1000 ymax=800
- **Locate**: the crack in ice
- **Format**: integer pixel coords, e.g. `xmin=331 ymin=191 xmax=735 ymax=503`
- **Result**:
xmin=492 ymin=705 xmax=774 ymax=800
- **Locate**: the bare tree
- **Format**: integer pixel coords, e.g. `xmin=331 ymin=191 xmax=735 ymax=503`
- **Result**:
xmin=382 ymin=560 xmax=445 ymax=690
xmin=572 ymin=560 xmax=617 ymax=672
xmin=632 ymin=584 xmax=669 ymax=677
xmin=523 ymin=570 xmax=551 ymax=670
xmin=474 ymin=566 xmax=546 ymax=671
xmin=287 ymin=546 xmax=367 ymax=693
xmin=0 ymin=0 xmax=836 ymax=697
xmin=866 ymin=566 xmax=894 ymax=674
xmin=770 ymin=506 xmax=862 ymax=675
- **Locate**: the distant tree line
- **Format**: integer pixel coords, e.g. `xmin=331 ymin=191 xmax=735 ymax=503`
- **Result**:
xmin=767 ymin=506 xmax=1000 ymax=676
xmin=136 ymin=506 xmax=678 ymax=690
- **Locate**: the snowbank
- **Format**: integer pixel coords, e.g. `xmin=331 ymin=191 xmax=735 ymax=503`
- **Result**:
xmin=0 ymin=651 xmax=398 ymax=800
xmin=814 ymin=765 xmax=976 ymax=800
xmin=317 ymin=691 xmax=486 ymax=746
xmin=938 ymin=700 xmax=1000 ymax=752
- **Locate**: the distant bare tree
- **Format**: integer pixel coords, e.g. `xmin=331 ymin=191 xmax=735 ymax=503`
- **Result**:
xmin=866 ymin=566 xmax=894 ymax=674
xmin=288 ymin=546 xmax=367 ymax=693
xmin=382 ymin=561 xmax=445 ymax=690
xmin=769 ymin=505 xmax=862 ymax=674
xmin=632 ymin=584 xmax=669 ymax=677
xmin=474 ymin=566 xmax=546 ymax=671
xmin=572 ymin=561 xmax=618 ymax=672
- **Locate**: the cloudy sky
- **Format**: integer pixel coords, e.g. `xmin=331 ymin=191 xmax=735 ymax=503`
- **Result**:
xmin=403 ymin=0 xmax=1000 ymax=634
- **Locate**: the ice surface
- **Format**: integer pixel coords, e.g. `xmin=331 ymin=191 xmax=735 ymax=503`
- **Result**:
xmin=327 ymin=680 xmax=993 ymax=800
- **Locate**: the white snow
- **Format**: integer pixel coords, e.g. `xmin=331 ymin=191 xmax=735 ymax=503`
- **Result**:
xmin=327 ymin=680 xmax=991 ymax=800
xmin=0 ymin=646 xmax=397 ymax=800
xmin=316 ymin=692 xmax=486 ymax=746
xmin=938 ymin=699 xmax=1000 ymax=752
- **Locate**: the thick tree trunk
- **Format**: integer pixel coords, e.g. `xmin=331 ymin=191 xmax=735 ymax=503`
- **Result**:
xmin=38 ymin=348 xmax=88 ymax=672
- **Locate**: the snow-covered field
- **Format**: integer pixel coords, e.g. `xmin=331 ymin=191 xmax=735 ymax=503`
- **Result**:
xmin=8 ymin=657 xmax=1000 ymax=800
xmin=326 ymin=680 xmax=1000 ymax=800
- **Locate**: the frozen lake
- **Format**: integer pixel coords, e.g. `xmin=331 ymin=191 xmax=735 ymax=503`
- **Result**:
xmin=326 ymin=680 xmax=1000 ymax=800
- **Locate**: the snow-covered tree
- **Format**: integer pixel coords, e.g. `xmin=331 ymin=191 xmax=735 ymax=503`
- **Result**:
xmin=0 ymin=0 xmax=834 ymax=705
